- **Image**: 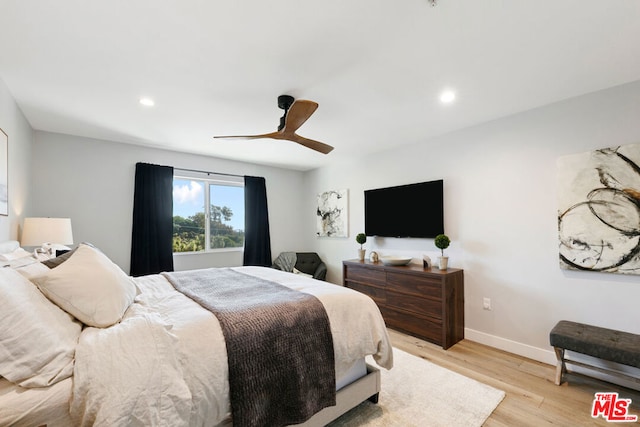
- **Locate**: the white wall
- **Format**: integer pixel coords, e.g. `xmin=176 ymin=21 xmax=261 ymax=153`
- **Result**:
xmin=304 ymin=80 xmax=640 ymax=366
xmin=30 ymin=131 xmax=307 ymax=273
xmin=0 ymin=78 xmax=33 ymax=241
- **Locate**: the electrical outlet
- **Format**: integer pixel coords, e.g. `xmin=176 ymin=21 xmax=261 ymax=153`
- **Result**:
xmin=483 ymin=297 xmax=492 ymax=311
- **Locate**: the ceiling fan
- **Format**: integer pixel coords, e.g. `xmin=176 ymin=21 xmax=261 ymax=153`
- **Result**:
xmin=214 ymin=95 xmax=334 ymax=154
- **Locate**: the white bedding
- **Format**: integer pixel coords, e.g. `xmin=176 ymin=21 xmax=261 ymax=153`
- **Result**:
xmin=68 ymin=266 xmax=392 ymax=426
xmin=0 ymin=377 xmax=72 ymax=427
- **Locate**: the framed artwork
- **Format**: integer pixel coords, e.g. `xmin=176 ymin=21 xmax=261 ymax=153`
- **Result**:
xmin=316 ymin=189 xmax=348 ymax=237
xmin=0 ymin=128 xmax=7 ymax=216
xmin=557 ymin=143 xmax=640 ymax=275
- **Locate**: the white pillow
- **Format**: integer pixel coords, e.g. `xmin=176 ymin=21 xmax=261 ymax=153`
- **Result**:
xmin=32 ymin=243 xmax=137 ymax=328
xmin=12 ymin=259 xmax=50 ymax=279
xmin=0 ymin=268 xmax=82 ymax=387
xmin=0 ymin=246 xmax=33 ymax=262
xmin=0 ymin=240 xmax=20 ymax=255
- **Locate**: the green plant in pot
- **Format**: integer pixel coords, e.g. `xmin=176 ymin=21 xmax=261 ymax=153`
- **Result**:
xmin=434 ymin=233 xmax=451 ymax=270
xmin=356 ymin=233 xmax=367 ymax=261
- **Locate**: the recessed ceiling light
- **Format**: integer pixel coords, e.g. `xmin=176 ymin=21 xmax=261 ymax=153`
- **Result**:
xmin=439 ymin=90 xmax=456 ymax=104
xmin=139 ymin=97 xmax=155 ymax=107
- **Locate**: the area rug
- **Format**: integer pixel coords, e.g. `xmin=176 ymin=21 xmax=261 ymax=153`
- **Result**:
xmin=329 ymin=348 xmax=505 ymax=427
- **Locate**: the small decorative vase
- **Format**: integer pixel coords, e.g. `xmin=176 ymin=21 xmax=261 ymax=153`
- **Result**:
xmin=438 ymin=256 xmax=449 ymax=270
xmin=358 ymin=249 xmax=366 ymax=261
xmin=422 ymin=255 xmax=432 ymax=269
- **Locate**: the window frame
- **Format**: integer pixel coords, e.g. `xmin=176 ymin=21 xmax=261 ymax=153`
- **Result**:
xmin=172 ymin=171 xmax=244 ymax=254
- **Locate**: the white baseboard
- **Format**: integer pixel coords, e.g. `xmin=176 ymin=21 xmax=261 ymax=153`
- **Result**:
xmin=465 ymin=327 xmax=640 ymax=391
xmin=464 ymin=328 xmax=557 ymax=365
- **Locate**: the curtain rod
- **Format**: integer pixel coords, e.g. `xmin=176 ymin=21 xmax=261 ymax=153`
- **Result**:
xmin=173 ymin=167 xmax=243 ymax=179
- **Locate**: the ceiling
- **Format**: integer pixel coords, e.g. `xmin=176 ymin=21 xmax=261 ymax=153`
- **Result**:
xmin=1 ymin=1 xmax=639 ymax=171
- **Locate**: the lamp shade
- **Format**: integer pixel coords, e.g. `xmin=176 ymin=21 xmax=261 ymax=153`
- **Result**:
xmin=21 ymin=217 xmax=74 ymax=246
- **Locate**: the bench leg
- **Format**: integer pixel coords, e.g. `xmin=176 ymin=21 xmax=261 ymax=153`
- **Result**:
xmin=553 ymin=347 xmax=566 ymax=385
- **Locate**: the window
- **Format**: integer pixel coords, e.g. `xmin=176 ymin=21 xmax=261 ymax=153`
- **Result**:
xmin=172 ymin=172 xmax=244 ymax=253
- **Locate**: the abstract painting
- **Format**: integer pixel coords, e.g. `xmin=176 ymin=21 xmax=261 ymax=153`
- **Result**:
xmin=316 ymin=189 xmax=348 ymax=237
xmin=0 ymin=128 xmax=7 ymax=216
xmin=557 ymin=143 xmax=640 ymax=275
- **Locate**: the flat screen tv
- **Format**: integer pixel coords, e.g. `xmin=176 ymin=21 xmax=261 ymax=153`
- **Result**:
xmin=364 ymin=179 xmax=444 ymax=238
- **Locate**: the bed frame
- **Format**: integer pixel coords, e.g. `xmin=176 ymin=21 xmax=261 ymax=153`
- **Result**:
xmin=296 ymin=364 xmax=380 ymax=426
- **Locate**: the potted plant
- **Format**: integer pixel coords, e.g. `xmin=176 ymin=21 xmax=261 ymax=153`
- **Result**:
xmin=356 ymin=233 xmax=367 ymax=261
xmin=434 ymin=234 xmax=450 ymax=270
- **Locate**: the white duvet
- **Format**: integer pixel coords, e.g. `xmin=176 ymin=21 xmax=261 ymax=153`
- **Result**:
xmin=70 ymin=267 xmax=393 ymax=427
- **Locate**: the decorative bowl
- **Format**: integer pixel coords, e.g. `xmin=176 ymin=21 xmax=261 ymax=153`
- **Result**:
xmin=380 ymin=256 xmax=412 ymax=266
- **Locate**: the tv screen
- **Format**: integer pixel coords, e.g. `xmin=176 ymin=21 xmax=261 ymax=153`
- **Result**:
xmin=364 ymin=180 xmax=444 ymax=238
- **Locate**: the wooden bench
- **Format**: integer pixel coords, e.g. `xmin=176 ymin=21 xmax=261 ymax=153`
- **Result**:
xmin=549 ymin=320 xmax=640 ymax=385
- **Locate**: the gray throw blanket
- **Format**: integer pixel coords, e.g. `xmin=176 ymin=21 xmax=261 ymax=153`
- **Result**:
xmin=272 ymin=252 xmax=297 ymax=273
xmin=162 ymin=268 xmax=335 ymax=427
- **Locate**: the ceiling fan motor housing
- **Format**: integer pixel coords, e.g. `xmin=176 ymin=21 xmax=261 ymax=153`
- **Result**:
xmin=277 ymin=95 xmax=294 ymax=110
xmin=277 ymin=95 xmax=295 ymax=130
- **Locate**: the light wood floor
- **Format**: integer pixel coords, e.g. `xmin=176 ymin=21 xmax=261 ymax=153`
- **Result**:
xmin=389 ymin=329 xmax=640 ymax=426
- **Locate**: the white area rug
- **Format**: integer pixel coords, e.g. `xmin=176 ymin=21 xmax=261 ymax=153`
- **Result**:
xmin=329 ymin=348 xmax=505 ymax=427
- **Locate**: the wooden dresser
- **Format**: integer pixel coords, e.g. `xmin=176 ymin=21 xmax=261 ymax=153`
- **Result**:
xmin=343 ymin=259 xmax=464 ymax=349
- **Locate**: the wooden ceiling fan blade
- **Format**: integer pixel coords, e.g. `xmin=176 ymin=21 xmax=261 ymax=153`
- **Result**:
xmin=282 ymin=100 xmax=318 ymax=133
xmin=290 ymin=134 xmax=334 ymax=154
xmin=213 ymin=132 xmax=280 ymax=140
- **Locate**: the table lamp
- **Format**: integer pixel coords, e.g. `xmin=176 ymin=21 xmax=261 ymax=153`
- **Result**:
xmin=21 ymin=217 xmax=74 ymax=258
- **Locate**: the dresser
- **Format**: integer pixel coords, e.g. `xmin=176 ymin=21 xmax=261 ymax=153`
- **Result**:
xmin=342 ymin=259 xmax=464 ymax=349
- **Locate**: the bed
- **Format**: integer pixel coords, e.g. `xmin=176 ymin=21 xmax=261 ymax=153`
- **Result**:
xmin=0 ymin=241 xmax=393 ymax=426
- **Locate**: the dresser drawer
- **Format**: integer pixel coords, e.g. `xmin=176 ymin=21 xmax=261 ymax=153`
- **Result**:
xmin=380 ymin=306 xmax=443 ymax=345
xmin=386 ymin=272 xmax=442 ymax=299
xmin=386 ymin=290 xmax=441 ymax=320
xmin=347 ymin=281 xmax=386 ymax=305
xmin=345 ymin=266 xmax=386 ymax=286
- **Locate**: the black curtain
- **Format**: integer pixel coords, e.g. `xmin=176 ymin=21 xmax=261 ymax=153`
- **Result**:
xmin=243 ymin=176 xmax=272 ymax=266
xmin=130 ymin=162 xmax=174 ymax=276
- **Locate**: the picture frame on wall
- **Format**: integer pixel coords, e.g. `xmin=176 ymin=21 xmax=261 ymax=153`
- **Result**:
xmin=0 ymin=128 xmax=7 ymax=216
xmin=557 ymin=143 xmax=640 ymax=275
xmin=316 ymin=189 xmax=348 ymax=237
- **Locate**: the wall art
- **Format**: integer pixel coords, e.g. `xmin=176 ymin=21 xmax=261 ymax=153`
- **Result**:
xmin=0 ymin=128 xmax=7 ymax=216
xmin=557 ymin=143 xmax=640 ymax=274
xmin=316 ymin=189 xmax=348 ymax=237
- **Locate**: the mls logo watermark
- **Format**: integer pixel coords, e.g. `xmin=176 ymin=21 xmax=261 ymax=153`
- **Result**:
xmin=592 ymin=392 xmax=638 ymax=422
